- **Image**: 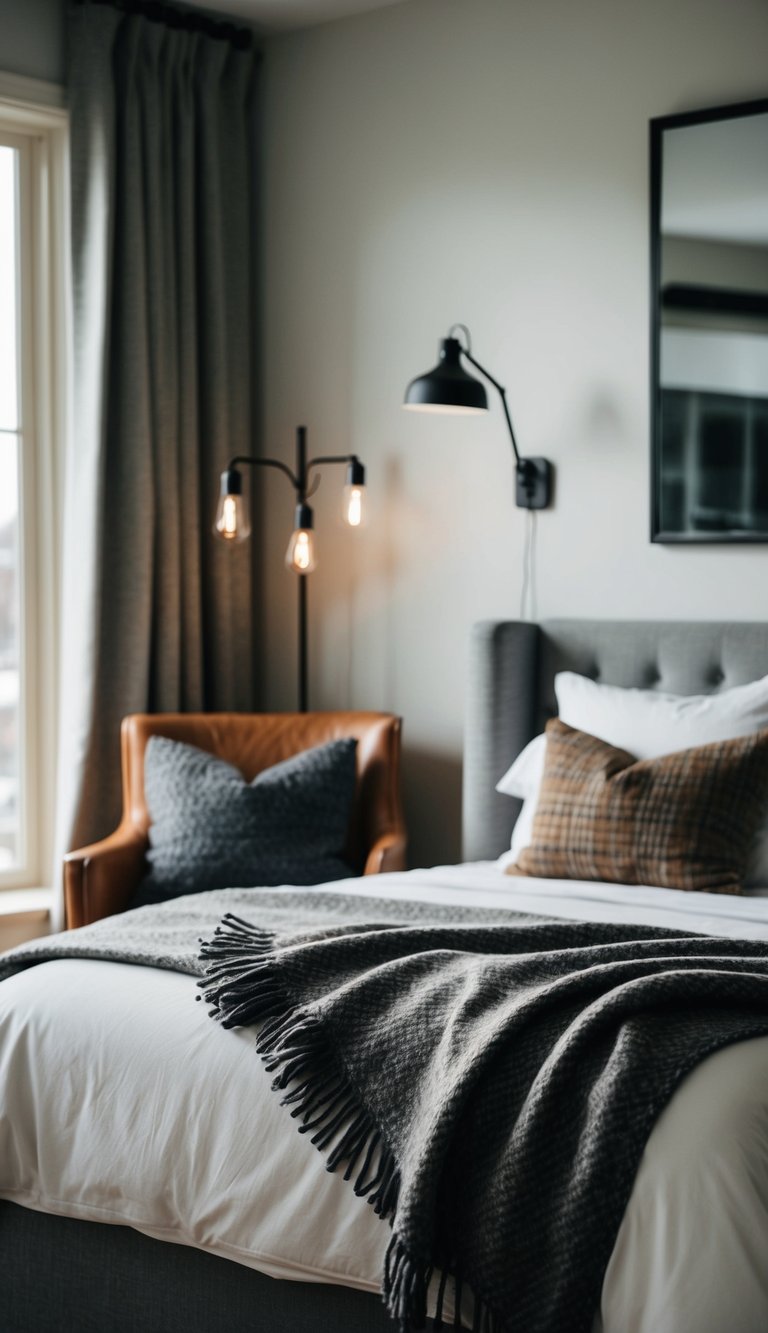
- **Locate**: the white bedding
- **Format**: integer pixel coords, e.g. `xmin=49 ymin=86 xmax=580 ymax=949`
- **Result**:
xmin=3 ymin=864 xmax=768 ymax=1332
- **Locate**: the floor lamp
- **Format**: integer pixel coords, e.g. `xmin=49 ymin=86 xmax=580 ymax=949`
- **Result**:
xmin=213 ymin=426 xmax=366 ymax=711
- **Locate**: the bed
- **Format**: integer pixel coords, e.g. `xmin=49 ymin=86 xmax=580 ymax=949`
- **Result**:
xmin=3 ymin=617 xmax=768 ymax=1333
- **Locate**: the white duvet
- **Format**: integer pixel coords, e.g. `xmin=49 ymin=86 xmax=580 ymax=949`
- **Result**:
xmin=3 ymin=864 xmax=768 ymax=1333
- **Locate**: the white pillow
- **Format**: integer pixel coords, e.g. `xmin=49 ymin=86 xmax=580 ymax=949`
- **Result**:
xmin=496 ymin=671 xmax=768 ymax=884
xmin=495 ymin=734 xmax=546 ymax=869
xmin=556 ymin=671 xmax=768 ymax=759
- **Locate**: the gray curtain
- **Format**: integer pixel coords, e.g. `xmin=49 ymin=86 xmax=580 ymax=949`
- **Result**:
xmin=57 ymin=0 xmax=259 ymax=883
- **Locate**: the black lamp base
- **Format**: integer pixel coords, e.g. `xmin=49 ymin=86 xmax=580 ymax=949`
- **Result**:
xmin=516 ymin=458 xmax=553 ymax=509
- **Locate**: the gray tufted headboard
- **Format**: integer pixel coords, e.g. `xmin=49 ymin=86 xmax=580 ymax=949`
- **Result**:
xmin=463 ymin=619 xmax=768 ymax=862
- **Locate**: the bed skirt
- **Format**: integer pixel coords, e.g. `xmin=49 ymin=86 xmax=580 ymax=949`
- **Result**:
xmin=0 ymin=1201 xmax=423 ymax=1333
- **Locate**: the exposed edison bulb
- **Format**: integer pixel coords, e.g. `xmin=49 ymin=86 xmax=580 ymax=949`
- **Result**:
xmin=286 ymin=503 xmax=316 ymax=573
xmin=342 ymin=483 xmax=366 ymax=528
xmin=285 ymin=527 xmax=317 ymax=574
xmin=342 ymin=458 xmax=366 ymax=528
xmin=213 ymin=469 xmax=250 ymax=542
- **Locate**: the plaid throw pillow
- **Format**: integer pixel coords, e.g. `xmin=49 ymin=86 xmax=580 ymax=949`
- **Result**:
xmin=508 ymin=718 xmax=768 ymax=894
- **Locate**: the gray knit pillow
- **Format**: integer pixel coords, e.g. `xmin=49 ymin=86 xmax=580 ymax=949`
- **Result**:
xmin=138 ymin=735 xmax=358 ymax=903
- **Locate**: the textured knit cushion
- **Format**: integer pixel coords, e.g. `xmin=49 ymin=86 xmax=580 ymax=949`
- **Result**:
xmin=139 ymin=736 xmax=358 ymax=902
xmin=508 ymin=718 xmax=768 ymax=894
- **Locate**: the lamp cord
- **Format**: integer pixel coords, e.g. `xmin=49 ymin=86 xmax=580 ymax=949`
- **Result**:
xmin=520 ymin=508 xmax=538 ymax=622
xmin=448 ymin=322 xmax=473 ymax=354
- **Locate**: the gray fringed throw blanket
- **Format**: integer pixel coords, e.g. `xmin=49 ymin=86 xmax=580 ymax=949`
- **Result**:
xmin=197 ymin=908 xmax=768 ymax=1333
xmin=5 ymin=888 xmax=768 ymax=1333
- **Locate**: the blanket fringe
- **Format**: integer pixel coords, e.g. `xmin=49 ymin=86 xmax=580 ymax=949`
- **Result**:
xmin=385 ymin=1235 xmax=500 ymax=1333
xmin=198 ymin=913 xmax=402 ymax=1215
xmin=198 ymin=912 xmax=501 ymax=1333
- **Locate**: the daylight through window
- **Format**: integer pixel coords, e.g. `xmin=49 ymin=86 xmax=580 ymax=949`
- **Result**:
xmin=0 ymin=143 xmax=21 ymax=873
xmin=0 ymin=90 xmax=67 ymax=894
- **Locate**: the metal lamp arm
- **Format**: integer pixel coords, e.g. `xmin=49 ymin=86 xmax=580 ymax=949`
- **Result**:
xmin=305 ymin=454 xmax=363 ymax=499
xmin=306 ymin=453 xmax=360 ymax=477
xmin=227 ymin=455 xmax=299 ymax=490
xmin=226 ymin=448 xmax=364 ymax=496
xmin=458 ymin=349 xmax=523 ymax=469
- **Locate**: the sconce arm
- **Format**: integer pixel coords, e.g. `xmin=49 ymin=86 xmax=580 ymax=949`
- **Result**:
xmin=456 ymin=341 xmax=551 ymax=508
xmin=457 ymin=348 xmax=523 ymax=470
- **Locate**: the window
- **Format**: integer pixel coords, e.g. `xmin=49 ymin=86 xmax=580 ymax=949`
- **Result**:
xmin=0 ymin=80 xmax=67 ymax=892
xmin=0 ymin=142 xmax=21 ymax=873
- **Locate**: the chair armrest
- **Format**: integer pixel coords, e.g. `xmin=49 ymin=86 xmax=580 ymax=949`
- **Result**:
xmin=363 ymin=831 xmax=407 ymax=876
xmin=64 ymin=826 xmax=148 ymax=929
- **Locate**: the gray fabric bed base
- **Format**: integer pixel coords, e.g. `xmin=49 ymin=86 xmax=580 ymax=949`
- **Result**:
xmin=463 ymin=619 xmax=768 ymax=862
xmin=0 ymin=1200 xmax=422 ymax=1333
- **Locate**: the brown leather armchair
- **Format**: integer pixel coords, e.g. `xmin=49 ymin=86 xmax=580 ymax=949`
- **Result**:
xmin=64 ymin=711 xmax=407 ymax=929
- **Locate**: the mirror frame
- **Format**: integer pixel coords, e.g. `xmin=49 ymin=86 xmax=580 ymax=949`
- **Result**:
xmin=650 ymin=95 xmax=768 ymax=544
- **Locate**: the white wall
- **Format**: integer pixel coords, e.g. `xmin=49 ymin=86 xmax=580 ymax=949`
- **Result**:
xmin=0 ymin=0 xmax=64 ymax=84
xmin=3 ymin=0 xmax=766 ymax=867
xmin=260 ymin=0 xmax=768 ymax=867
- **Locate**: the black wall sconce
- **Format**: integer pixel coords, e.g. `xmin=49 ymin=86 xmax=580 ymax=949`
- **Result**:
xmin=213 ymin=426 xmax=366 ymax=711
xmin=403 ymin=324 xmax=553 ymax=509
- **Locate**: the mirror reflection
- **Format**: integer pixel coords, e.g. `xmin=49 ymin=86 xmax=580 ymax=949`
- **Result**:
xmin=651 ymin=100 xmax=768 ymax=541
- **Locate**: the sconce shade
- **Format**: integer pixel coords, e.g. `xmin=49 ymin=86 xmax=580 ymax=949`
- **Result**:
xmin=403 ymin=337 xmax=488 ymax=414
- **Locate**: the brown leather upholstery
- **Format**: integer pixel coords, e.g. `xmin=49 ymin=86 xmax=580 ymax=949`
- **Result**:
xmin=64 ymin=712 xmax=406 ymax=929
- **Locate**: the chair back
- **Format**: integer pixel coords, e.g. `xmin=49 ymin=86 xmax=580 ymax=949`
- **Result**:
xmin=121 ymin=711 xmax=404 ymax=874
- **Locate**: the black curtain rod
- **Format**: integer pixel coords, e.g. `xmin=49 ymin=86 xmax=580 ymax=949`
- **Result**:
xmin=73 ymin=0 xmax=255 ymax=51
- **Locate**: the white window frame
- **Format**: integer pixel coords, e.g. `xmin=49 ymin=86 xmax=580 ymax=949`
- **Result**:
xmin=0 ymin=74 xmax=68 ymax=894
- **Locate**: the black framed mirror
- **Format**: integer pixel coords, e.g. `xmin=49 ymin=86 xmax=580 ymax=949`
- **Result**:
xmin=650 ymin=97 xmax=768 ymax=543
